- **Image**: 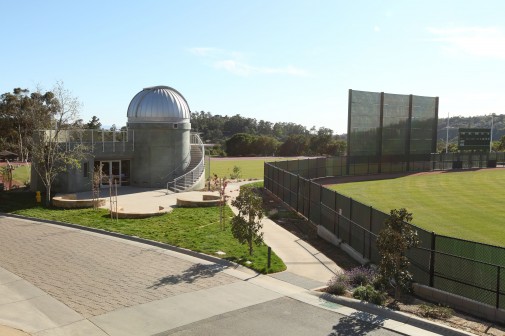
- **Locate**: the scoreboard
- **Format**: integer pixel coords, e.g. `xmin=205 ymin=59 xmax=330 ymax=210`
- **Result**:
xmin=458 ymin=128 xmax=491 ymax=151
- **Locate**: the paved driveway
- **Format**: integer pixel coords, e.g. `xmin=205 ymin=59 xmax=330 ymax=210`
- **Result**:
xmin=0 ymin=216 xmax=237 ymax=318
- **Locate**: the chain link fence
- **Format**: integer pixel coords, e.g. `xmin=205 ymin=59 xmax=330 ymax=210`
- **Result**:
xmin=264 ymin=156 xmax=505 ymax=309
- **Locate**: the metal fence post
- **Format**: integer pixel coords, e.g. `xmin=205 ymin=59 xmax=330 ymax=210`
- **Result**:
xmin=334 ymin=192 xmax=338 ymax=235
xmin=429 ymin=231 xmax=436 ymax=287
xmin=369 ymin=206 xmax=373 ymax=260
xmin=362 ymin=226 xmax=366 ymax=258
xmin=496 ymin=266 xmax=501 ymax=309
xmin=349 ymin=198 xmax=353 ymax=244
xmin=307 ymin=181 xmax=311 ymax=221
xmin=318 ymin=184 xmax=322 ymax=227
xmin=296 ymin=174 xmax=300 ymax=213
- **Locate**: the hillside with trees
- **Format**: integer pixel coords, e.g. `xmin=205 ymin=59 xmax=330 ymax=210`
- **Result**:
xmin=3 ymin=87 xmax=504 ymax=159
xmin=190 ymin=111 xmax=346 ymax=156
xmin=437 ymin=114 xmax=505 ymax=152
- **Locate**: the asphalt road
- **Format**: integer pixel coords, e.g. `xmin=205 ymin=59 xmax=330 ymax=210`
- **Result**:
xmin=156 ymin=297 xmax=402 ymax=336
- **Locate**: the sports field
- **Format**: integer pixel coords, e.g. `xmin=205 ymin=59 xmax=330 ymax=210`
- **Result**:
xmin=207 ymin=157 xmax=296 ymax=180
xmin=328 ymin=169 xmax=505 ymax=247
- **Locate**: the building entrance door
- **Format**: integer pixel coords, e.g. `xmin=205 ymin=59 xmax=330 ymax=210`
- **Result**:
xmin=100 ymin=160 xmax=121 ymax=187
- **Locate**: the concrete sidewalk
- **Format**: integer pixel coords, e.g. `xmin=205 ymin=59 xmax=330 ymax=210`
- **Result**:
xmin=226 ymin=181 xmax=342 ymax=288
xmin=0 ymin=183 xmax=478 ymax=336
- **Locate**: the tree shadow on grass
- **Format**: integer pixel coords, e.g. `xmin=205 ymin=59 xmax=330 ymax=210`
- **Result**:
xmin=148 ymin=263 xmax=226 ymax=289
xmin=329 ymin=311 xmax=385 ymax=336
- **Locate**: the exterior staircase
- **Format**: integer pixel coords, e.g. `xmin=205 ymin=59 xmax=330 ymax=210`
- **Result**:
xmin=166 ymin=133 xmax=205 ymax=193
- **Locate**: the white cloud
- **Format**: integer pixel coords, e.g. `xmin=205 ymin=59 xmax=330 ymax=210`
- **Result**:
xmin=428 ymin=26 xmax=505 ymax=59
xmin=214 ymin=60 xmax=251 ymax=76
xmin=374 ymin=25 xmax=380 ymax=32
xmin=191 ymin=47 xmax=308 ymax=77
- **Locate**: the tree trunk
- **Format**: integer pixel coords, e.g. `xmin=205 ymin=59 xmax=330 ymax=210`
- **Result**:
xmin=394 ymin=287 xmax=401 ymax=301
xmin=45 ymin=184 xmax=51 ymax=207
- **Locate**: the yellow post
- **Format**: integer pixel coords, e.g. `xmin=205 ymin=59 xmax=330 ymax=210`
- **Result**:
xmin=36 ymin=191 xmax=41 ymax=203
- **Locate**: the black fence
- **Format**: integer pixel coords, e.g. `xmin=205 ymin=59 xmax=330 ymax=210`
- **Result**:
xmin=264 ymin=156 xmax=505 ymax=309
xmin=432 ymin=152 xmax=505 ymax=170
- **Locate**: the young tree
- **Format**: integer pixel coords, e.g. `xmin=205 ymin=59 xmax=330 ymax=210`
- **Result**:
xmin=229 ymin=165 xmax=242 ymax=180
xmin=231 ymin=187 xmax=265 ymax=256
xmin=376 ymin=208 xmax=420 ymax=300
xmin=209 ymin=174 xmax=229 ymax=230
xmin=31 ymin=82 xmax=89 ymax=206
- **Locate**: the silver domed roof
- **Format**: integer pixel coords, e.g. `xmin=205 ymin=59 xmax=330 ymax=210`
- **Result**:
xmin=127 ymin=86 xmax=190 ymax=123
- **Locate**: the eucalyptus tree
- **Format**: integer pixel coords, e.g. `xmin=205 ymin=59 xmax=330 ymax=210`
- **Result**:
xmin=0 ymin=88 xmax=54 ymax=161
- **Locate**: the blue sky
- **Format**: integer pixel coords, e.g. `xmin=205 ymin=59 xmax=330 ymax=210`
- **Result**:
xmin=2 ymin=0 xmax=504 ymax=133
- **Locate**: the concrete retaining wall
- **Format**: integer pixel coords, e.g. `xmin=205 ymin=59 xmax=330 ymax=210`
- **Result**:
xmin=413 ymin=283 xmax=505 ymax=324
xmin=52 ymin=195 xmax=105 ymax=209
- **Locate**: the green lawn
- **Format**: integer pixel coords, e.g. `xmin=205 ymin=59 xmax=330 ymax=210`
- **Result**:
xmin=329 ymin=169 xmax=505 ymax=247
xmin=208 ymin=157 xmax=281 ymax=180
xmin=0 ymin=191 xmax=285 ymax=274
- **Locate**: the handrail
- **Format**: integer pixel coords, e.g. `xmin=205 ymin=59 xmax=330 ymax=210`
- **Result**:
xmin=160 ymin=151 xmax=191 ymax=182
xmin=166 ymin=133 xmax=205 ymax=194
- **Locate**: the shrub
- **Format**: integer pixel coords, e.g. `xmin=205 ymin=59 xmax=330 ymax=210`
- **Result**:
xmin=352 ymin=285 xmax=386 ymax=305
xmin=327 ymin=273 xmax=350 ymax=295
xmin=230 ymin=165 xmax=242 ymax=179
xmin=419 ymin=304 xmax=453 ymax=319
xmin=347 ymin=266 xmax=377 ymax=288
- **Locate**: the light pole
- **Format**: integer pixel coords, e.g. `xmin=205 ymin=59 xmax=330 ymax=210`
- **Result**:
xmin=445 ymin=112 xmax=450 ymax=153
xmin=490 ymin=113 xmax=495 ymax=153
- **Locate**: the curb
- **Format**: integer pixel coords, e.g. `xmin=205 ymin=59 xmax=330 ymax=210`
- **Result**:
xmin=310 ymin=291 xmax=476 ymax=336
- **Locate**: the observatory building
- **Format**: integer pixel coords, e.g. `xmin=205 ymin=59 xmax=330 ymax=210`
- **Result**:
xmin=31 ymin=86 xmax=205 ymax=193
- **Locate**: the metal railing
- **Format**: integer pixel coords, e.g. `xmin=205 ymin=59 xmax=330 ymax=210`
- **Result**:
xmin=159 ymin=150 xmax=191 ymax=183
xmin=166 ymin=133 xmax=205 ymax=193
xmin=37 ymin=129 xmax=134 ymax=153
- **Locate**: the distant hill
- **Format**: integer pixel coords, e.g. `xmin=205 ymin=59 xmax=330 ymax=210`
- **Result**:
xmin=437 ymin=114 xmax=504 ymax=142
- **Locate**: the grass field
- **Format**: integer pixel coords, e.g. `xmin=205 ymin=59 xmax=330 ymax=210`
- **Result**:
xmin=208 ymin=157 xmax=281 ymax=180
xmin=12 ymin=164 xmax=30 ymax=185
xmin=0 ymin=163 xmax=30 ymax=187
xmin=329 ymin=169 xmax=505 ymax=247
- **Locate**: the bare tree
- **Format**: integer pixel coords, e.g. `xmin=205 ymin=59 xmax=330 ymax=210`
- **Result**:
xmin=209 ymin=174 xmax=229 ymax=230
xmin=31 ymin=82 xmax=89 ymax=206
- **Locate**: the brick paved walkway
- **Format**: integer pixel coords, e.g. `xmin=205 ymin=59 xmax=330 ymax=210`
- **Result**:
xmin=0 ymin=216 xmax=238 ymax=318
